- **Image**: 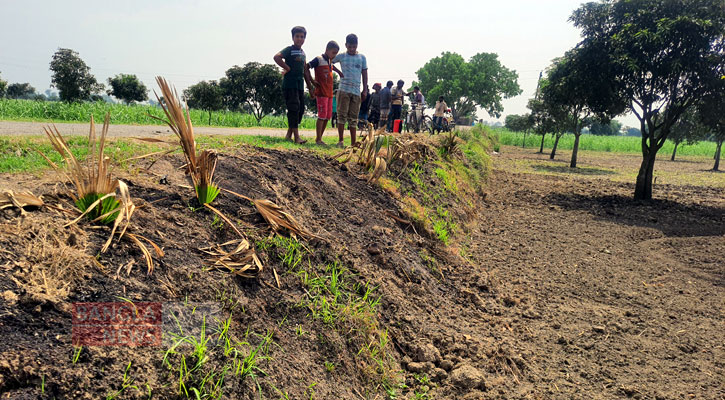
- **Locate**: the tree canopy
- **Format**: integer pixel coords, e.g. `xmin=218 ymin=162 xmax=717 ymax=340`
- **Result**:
xmin=505 ymin=114 xmax=533 ymax=132
xmin=570 ymin=0 xmax=725 ymax=199
xmin=589 ymin=120 xmax=622 ymax=136
xmin=49 ymin=48 xmax=104 ymax=103
xmin=0 ymin=72 xmax=7 ymax=98
xmin=6 ymin=83 xmax=37 ymax=100
xmin=219 ymin=62 xmax=284 ymax=124
xmin=184 ymin=80 xmax=224 ymax=125
xmin=414 ymin=52 xmax=521 ymax=121
xmin=107 ymin=74 xmax=148 ymax=105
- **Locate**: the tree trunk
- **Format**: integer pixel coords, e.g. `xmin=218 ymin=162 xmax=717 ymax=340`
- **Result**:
xmin=634 ymin=150 xmax=658 ymax=200
xmin=671 ymin=142 xmax=679 ymax=161
xmin=550 ymin=134 xmax=561 ymax=160
xmin=714 ymin=140 xmax=722 ymax=171
xmin=522 ymin=129 xmax=528 ymax=148
xmin=208 ymin=110 xmax=212 ymax=125
xmin=538 ymin=134 xmax=545 ymax=153
xmin=570 ymin=133 xmax=581 ymax=168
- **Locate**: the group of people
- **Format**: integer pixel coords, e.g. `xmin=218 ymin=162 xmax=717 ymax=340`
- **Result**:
xmin=274 ymin=26 xmax=449 ymax=147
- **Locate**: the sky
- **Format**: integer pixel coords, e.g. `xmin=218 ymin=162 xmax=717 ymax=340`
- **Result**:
xmin=0 ymin=0 xmax=639 ymax=127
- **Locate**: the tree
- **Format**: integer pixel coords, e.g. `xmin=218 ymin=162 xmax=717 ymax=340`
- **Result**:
xmin=589 ymin=119 xmax=623 ymax=136
xmin=624 ymin=127 xmax=641 ymax=137
xmin=571 ymin=0 xmax=725 ymax=199
xmin=541 ymin=46 xmax=623 ymax=168
xmin=49 ymin=48 xmax=104 ymax=102
xmin=107 ymin=74 xmax=148 ymax=104
xmin=415 ymin=52 xmax=522 ymax=122
xmin=668 ymin=109 xmax=707 ymax=161
xmin=184 ymin=80 xmax=223 ymax=125
xmin=6 ymin=83 xmax=36 ymax=99
xmin=219 ymin=62 xmax=284 ymax=124
xmin=528 ymin=96 xmax=557 ymax=154
xmin=505 ymin=114 xmax=532 ymax=132
xmin=697 ymin=74 xmax=725 ymax=170
xmin=0 ymin=72 xmax=7 ymax=98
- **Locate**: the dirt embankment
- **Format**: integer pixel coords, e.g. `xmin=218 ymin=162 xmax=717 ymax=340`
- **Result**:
xmin=0 ymin=141 xmax=723 ymax=399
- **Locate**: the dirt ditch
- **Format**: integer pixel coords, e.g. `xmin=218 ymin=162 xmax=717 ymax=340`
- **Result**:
xmin=0 ymin=143 xmax=723 ymax=399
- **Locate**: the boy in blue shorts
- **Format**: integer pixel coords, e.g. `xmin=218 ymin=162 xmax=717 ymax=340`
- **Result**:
xmin=332 ymin=33 xmax=368 ymax=147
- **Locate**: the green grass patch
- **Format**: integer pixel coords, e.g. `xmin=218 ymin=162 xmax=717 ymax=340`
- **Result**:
xmin=0 ymin=98 xmax=317 ymax=129
xmin=495 ymin=127 xmax=719 ymax=157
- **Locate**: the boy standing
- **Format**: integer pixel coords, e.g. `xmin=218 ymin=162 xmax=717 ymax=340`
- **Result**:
xmin=307 ymin=41 xmax=343 ymax=145
xmin=332 ymin=33 xmax=368 ymax=147
xmin=274 ymin=26 xmax=314 ymax=144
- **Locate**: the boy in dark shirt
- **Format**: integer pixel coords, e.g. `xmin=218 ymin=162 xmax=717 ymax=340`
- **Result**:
xmin=274 ymin=26 xmax=314 ymax=144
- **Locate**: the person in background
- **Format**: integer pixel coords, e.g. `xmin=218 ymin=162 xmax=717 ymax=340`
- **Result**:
xmin=332 ymin=33 xmax=369 ymax=147
xmin=379 ymin=81 xmax=393 ymax=131
xmin=388 ymin=79 xmax=405 ymax=132
xmin=368 ymin=83 xmax=381 ymax=128
xmin=433 ymin=96 xmax=447 ymax=133
xmin=331 ymin=89 xmax=338 ymax=127
xmin=273 ymin=25 xmax=314 ymax=144
xmin=307 ymin=40 xmax=343 ymax=145
xmin=408 ymin=86 xmax=424 ymax=132
xmin=358 ymin=84 xmax=373 ymax=129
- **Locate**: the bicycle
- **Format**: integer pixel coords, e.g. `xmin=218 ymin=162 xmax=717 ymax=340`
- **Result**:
xmin=408 ymin=102 xmax=433 ymax=134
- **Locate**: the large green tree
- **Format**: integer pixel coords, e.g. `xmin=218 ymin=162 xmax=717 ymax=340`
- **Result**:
xmin=414 ymin=52 xmax=521 ymax=122
xmin=571 ymin=0 xmax=725 ymax=199
xmin=107 ymin=74 xmax=148 ymax=105
xmin=219 ymin=62 xmax=284 ymax=124
xmin=49 ymin=48 xmax=104 ymax=102
xmin=184 ymin=80 xmax=224 ymax=125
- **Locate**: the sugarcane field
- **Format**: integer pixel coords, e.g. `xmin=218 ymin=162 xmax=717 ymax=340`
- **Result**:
xmin=1 ymin=1 xmax=724 ymax=399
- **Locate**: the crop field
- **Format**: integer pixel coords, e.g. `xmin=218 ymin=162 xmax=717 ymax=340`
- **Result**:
xmin=0 ymin=98 xmax=317 ymax=129
xmin=495 ymin=128 xmax=720 ymax=157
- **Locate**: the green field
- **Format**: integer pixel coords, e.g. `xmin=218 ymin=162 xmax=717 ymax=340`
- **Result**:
xmin=495 ymin=128 xmax=719 ymax=157
xmin=0 ymin=98 xmax=317 ymax=129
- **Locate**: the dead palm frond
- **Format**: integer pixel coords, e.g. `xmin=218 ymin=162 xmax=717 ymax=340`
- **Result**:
xmin=199 ymin=239 xmax=263 ymax=278
xmin=333 ymin=127 xmax=391 ymax=183
xmin=150 ymin=76 xmax=219 ymax=204
xmin=221 ymin=188 xmax=314 ymax=239
xmin=0 ymin=190 xmax=44 ymax=211
xmin=40 ymin=114 xmax=120 ymax=224
xmin=38 ymin=116 xmax=162 ymax=274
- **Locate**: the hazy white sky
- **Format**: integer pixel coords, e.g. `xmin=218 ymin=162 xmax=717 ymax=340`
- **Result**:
xmin=0 ymin=0 xmax=639 ymax=126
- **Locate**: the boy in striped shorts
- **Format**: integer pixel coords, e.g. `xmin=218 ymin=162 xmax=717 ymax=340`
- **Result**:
xmin=307 ymin=41 xmax=343 ymax=145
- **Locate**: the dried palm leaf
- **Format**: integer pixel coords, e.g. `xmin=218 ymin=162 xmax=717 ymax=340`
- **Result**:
xmin=40 ymin=115 xmax=120 ymax=224
xmin=38 ymin=117 xmax=163 ymax=274
xmin=199 ymin=239 xmax=263 ymax=278
xmin=221 ymin=188 xmax=314 ymax=239
xmin=0 ymin=190 xmax=44 ymax=210
xmin=150 ymin=76 xmax=219 ymax=204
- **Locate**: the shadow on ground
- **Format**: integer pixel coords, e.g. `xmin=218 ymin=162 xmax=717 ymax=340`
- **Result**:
xmin=532 ymin=163 xmax=617 ymax=175
xmin=545 ymin=191 xmax=725 ymax=237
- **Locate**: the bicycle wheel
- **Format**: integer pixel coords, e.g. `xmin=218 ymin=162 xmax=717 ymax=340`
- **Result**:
xmin=422 ymin=116 xmax=433 ymax=134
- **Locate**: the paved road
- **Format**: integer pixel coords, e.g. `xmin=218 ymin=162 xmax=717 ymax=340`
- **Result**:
xmin=0 ymin=120 xmax=311 ymax=138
